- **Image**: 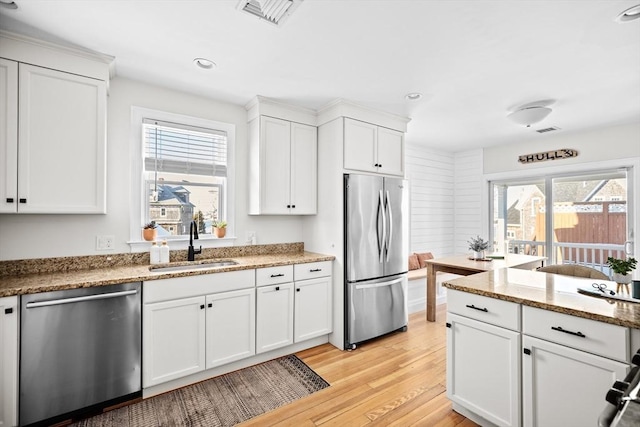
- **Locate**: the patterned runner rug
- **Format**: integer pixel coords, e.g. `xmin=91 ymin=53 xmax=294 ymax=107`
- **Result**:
xmin=71 ymin=355 xmax=329 ymax=427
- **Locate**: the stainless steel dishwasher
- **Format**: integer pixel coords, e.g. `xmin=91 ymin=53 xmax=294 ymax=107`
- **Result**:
xmin=20 ymin=282 xmax=141 ymax=426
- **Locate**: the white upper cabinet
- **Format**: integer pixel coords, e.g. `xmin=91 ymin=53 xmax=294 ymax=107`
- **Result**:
xmin=0 ymin=59 xmax=18 ymax=214
xmin=343 ymin=118 xmax=404 ymax=177
xmin=0 ymin=34 xmax=109 ymax=214
xmin=249 ymin=115 xmax=317 ymax=215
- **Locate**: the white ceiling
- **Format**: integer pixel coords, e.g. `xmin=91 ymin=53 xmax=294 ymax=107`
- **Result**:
xmin=1 ymin=0 xmax=639 ymax=152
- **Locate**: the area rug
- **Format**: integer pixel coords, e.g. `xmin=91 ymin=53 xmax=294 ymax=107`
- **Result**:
xmin=71 ymin=355 xmax=329 ymax=427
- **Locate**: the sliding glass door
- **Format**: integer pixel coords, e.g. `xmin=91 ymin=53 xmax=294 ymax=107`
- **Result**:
xmin=490 ymin=168 xmax=633 ymax=275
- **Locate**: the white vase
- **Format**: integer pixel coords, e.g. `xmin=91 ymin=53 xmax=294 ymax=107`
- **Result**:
xmin=612 ymin=272 xmax=632 ymax=284
xmin=472 ymin=250 xmax=485 ymax=260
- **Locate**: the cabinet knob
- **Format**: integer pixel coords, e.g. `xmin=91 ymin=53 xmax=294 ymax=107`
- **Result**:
xmin=296 ymin=288 xmax=300 ymax=292
xmin=208 ymin=303 xmax=213 ymax=308
xmin=6 ymin=198 xmax=14 ymax=203
xmin=523 ymin=348 xmax=531 ymax=355
xmin=200 ymin=304 xmax=205 ymax=309
xmin=19 ymin=198 xmax=27 ymax=203
xmin=4 ymin=307 xmax=13 ymax=314
xmin=275 ymin=286 xmax=280 ymax=291
xmin=287 ymin=205 xmax=291 ymax=208
xmin=291 ymin=205 xmax=295 ymax=208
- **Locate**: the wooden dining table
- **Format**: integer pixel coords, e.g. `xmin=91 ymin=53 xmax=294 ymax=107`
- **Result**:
xmin=423 ymin=254 xmax=546 ymax=321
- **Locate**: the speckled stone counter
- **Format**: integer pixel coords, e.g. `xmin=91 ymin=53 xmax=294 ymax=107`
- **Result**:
xmin=443 ymin=267 xmax=640 ymax=329
xmin=0 ymin=243 xmax=335 ymax=297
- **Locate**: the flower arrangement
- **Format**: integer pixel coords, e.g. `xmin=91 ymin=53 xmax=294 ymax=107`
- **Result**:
xmin=468 ymin=236 xmax=490 ymax=252
xmin=213 ymin=220 xmax=227 ymax=229
xmin=143 ymin=221 xmax=157 ymax=229
xmin=142 ymin=221 xmax=158 ymax=241
xmin=213 ymin=220 xmax=227 ymax=238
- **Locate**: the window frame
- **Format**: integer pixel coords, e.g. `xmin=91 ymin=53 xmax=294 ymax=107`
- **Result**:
xmin=129 ymin=106 xmax=236 ymax=252
xmin=484 ymin=159 xmax=637 ymax=262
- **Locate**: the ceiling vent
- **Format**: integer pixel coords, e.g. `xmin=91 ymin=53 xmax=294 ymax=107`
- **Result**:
xmin=535 ymin=126 xmax=561 ymax=134
xmin=237 ymin=0 xmax=303 ymax=26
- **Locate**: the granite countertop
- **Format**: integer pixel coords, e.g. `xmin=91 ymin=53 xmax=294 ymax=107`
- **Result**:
xmin=0 ymin=243 xmax=334 ymax=298
xmin=443 ymin=267 xmax=640 ymax=329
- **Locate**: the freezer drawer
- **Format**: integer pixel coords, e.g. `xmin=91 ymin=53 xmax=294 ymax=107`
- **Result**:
xmin=346 ymin=274 xmax=408 ymax=348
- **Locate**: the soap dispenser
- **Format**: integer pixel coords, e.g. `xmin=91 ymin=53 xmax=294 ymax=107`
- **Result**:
xmin=150 ymin=241 xmax=160 ymax=265
xmin=160 ymin=240 xmax=170 ymax=263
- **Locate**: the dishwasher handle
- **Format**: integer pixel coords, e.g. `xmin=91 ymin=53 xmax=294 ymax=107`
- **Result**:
xmin=25 ymin=289 xmax=138 ymax=309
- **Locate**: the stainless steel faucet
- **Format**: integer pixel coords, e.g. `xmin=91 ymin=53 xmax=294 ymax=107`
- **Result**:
xmin=188 ymin=220 xmax=202 ymax=261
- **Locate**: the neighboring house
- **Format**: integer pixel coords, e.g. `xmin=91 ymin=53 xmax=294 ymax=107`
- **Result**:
xmin=149 ymin=185 xmax=195 ymax=236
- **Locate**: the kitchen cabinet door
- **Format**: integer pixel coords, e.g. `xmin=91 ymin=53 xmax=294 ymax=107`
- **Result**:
xmin=17 ymin=63 xmax=106 ymax=213
xmin=259 ymin=116 xmax=291 ymax=214
xmin=343 ymin=118 xmax=377 ymax=173
xmin=522 ymin=335 xmax=628 ymax=427
xmin=205 ymin=288 xmax=255 ymax=369
xmin=294 ymin=276 xmax=332 ymax=342
xmin=143 ymin=296 xmax=206 ymax=387
xmin=256 ymin=282 xmax=294 ymax=353
xmin=0 ymin=59 xmax=18 ymax=214
xmin=447 ymin=312 xmax=521 ymax=427
xmin=377 ymin=127 xmax=404 ymax=176
xmin=289 ymin=121 xmax=317 ymax=214
xmin=0 ymin=296 xmax=18 ymax=427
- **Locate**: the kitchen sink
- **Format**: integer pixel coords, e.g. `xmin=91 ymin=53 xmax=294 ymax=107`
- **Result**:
xmin=149 ymin=259 xmax=238 ymax=273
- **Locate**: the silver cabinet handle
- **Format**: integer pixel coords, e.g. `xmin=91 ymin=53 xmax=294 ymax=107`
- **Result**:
xmin=25 ymin=290 xmax=138 ymax=308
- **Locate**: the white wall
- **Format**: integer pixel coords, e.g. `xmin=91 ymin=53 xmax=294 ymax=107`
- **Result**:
xmin=454 ymin=149 xmax=484 ymax=254
xmin=405 ymin=143 xmax=455 ymax=257
xmin=0 ymin=77 xmax=304 ymax=260
xmin=483 ymin=123 xmax=640 ymax=175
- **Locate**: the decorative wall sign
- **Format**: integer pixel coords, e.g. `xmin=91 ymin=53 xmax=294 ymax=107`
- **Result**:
xmin=518 ymin=149 xmax=578 ymax=164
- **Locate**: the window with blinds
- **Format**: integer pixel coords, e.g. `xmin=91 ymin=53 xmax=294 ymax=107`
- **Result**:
xmin=143 ymin=118 xmax=228 ymax=237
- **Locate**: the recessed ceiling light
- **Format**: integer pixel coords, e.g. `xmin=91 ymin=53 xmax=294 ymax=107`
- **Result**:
xmin=615 ymin=4 xmax=640 ymax=23
xmin=0 ymin=0 xmax=18 ymax=9
xmin=193 ymin=58 xmax=216 ymax=70
xmin=405 ymin=92 xmax=423 ymax=101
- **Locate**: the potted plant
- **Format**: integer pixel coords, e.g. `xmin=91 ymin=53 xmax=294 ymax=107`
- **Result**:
xmin=468 ymin=235 xmax=490 ymax=260
xmin=213 ymin=220 xmax=227 ymax=238
xmin=607 ymin=256 xmax=637 ymax=284
xmin=142 ymin=221 xmax=157 ymax=241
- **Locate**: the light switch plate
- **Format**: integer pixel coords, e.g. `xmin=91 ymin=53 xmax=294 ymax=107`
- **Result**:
xmin=96 ymin=235 xmax=115 ymax=250
xmin=245 ymin=231 xmax=256 ymax=245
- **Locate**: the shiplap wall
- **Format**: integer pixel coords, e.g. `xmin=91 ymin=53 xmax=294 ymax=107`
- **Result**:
xmin=405 ymin=143 xmax=455 ymax=257
xmin=453 ymin=149 xmax=484 ymax=254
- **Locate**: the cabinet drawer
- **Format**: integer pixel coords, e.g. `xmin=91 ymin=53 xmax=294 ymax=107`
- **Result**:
xmin=294 ymin=261 xmax=332 ymax=281
xmin=447 ymin=289 xmax=520 ymax=331
xmin=256 ymin=265 xmax=294 ymax=286
xmin=522 ymin=305 xmax=629 ymax=362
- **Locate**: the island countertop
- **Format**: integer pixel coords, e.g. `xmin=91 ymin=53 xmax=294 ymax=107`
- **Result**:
xmin=443 ymin=267 xmax=640 ymax=329
xmin=0 ymin=243 xmax=334 ymax=298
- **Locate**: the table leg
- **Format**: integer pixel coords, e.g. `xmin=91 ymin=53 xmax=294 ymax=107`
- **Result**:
xmin=426 ymin=264 xmax=436 ymax=322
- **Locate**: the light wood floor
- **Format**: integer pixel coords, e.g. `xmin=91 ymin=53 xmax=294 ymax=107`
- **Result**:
xmin=240 ymin=305 xmax=479 ymax=426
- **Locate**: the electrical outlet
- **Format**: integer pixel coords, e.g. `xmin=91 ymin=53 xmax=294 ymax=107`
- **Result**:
xmin=245 ymin=231 xmax=256 ymax=245
xmin=96 ymin=235 xmax=115 ymax=250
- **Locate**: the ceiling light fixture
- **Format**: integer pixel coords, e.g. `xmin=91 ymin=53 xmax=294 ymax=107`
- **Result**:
xmin=0 ymin=0 xmax=18 ymax=9
xmin=507 ymin=100 xmax=555 ymax=128
xmin=405 ymin=92 xmax=423 ymax=101
xmin=615 ymin=4 xmax=640 ymax=22
xmin=193 ymin=58 xmax=216 ymax=70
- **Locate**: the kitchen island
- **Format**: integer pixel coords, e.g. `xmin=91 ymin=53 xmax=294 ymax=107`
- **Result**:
xmin=443 ymin=267 xmax=640 ymax=427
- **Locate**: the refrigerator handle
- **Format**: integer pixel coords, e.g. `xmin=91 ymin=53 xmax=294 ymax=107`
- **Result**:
xmin=378 ymin=189 xmax=386 ymax=263
xmin=385 ymin=190 xmax=392 ymax=262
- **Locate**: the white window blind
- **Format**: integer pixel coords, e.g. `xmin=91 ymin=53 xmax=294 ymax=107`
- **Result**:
xmin=143 ymin=118 xmax=227 ymax=177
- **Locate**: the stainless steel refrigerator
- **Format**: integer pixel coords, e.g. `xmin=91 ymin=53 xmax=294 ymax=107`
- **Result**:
xmin=344 ymin=173 xmax=409 ymax=350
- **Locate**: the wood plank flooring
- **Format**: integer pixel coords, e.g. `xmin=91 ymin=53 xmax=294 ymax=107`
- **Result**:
xmin=240 ymin=305 xmax=479 ymax=426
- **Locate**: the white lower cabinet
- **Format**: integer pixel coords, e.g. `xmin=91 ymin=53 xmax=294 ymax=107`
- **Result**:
xmin=522 ymin=335 xmax=628 ymax=427
xmin=143 ymin=296 xmax=207 ymax=387
xmin=142 ymin=270 xmax=256 ymax=388
xmin=205 ymin=288 xmax=255 ymax=368
xmin=0 ymin=296 xmax=18 ymax=427
xmin=256 ymin=282 xmax=295 ymax=354
xmin=447 ymin=312 xmax=521 ymax=427
xmin=294 ymin=276 xmax=332 ymax=342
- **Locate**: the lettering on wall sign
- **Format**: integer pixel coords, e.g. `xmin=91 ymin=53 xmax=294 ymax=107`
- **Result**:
xmin=518 ymin=149 xmax=578 ymax=164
